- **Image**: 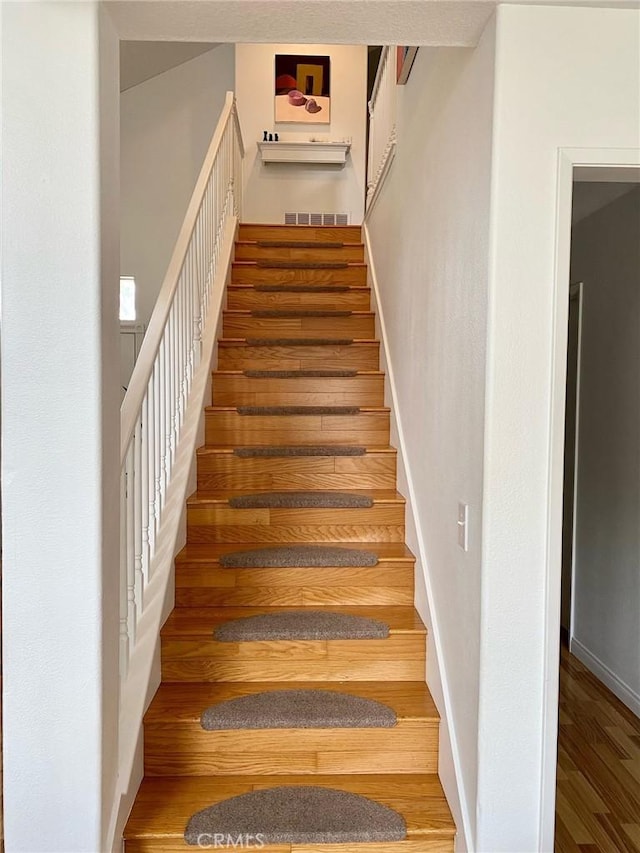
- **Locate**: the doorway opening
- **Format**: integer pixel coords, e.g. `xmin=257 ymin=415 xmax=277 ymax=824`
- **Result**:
xmin=555 ymin=177 xmax=640 ymax=851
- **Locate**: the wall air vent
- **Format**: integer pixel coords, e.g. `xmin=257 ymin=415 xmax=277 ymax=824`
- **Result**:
xmin=284 ymin=212 xmax=350 ymax=226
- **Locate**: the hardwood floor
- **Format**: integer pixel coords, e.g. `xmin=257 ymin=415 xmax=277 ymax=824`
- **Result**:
xmin=556 ymin=641 xmax=640 ymax=852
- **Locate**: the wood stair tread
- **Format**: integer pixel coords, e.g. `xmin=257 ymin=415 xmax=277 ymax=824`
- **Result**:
xmin=228 ymin=283 xmax=370 ymax=290
xmin=161 ymin=606 xmax=426 ymax=638
xmin=196 ymin=445 xmax=396 ymax=456
xmin=173 ymin=542 xmax=416 ymax=608
xmin=187 ymin=489 xmax=405 ymax=505
xmin=233 ymin=260 xmax=367 ymax=267
xmin=218 ymin=335 xmax=380 ymax=351
xmin=206 ymin=404 xmax=389 ymax=412
xmin=144 ymin=681 xmax=439 ymax=725
xmin=235 ymin=241 xmax=366 ymax=248
xmin=124 ymin=773 xmax=456 ymax=841
xmin=223 ymin=309 xmax=374 ymax=316
xmin=218 ymin=337 xmax=379 ymax=345
xmin=212 ymin=370 xmax=383 ymax=378
xmin=176 ymin=541 xmax=414 ymax=564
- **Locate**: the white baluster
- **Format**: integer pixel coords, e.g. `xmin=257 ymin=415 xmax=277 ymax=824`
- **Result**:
xmin=177 ymin=280 xmax=186 ymax=427
xmin=171 ymin=306 xmax=179 ymax=457
xmin=153 ymin=359 xmax=162 ymax=529
xmin=133 ymin=417 xmax=144 ymax=615
xmin=146 ymin=376 xmax=156 ymax=559
xmin=162 ymin=330 xmax=172 ymax=481
xmin=141 ymin=389 xmax=151 ymax=582
xmin=119 ymin=464 xmax=129 ymax=675
xmin=192 ymin=242 xmax=202 ymax=367
xmin=126 ymin=441 xmax=136 ymax=647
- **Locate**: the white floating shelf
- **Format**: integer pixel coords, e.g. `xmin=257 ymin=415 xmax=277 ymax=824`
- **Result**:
xmin=258 ymin=141 xmax=351 ymax=166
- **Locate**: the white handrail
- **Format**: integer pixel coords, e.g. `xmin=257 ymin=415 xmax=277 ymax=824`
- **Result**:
xmin=366 ymin=46 xmax=397 ymax=211
xmin=118 ymin=91 xmax=244 ymax=675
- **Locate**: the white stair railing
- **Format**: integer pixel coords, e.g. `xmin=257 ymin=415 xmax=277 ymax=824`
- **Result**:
xmin=366 ymin=46 xmax=397 ymax=211
xmin=119 ymin=91 xmax=244 ymax=677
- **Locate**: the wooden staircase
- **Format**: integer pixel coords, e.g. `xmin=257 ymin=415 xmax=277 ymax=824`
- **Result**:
xmin=124 ymin=224 xmax=456 ymax=852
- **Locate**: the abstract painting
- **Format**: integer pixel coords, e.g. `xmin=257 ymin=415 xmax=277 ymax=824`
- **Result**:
xmin=275 ymin=54 xmax=331 ymax=124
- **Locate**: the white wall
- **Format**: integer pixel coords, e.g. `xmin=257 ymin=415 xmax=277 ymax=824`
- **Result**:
xmin=1 ymin=3 xmax=121 ymax=849
xmin=120 ymin=44 xmax=234 ymax=329
xmin=569 ymin=186 xmax=640 ymax=711
xmin=478 ymin=7 xmax=640 ymax=851
xmin=365 ymin=25 xmax=496 ymax=850
xmin=572 ymin=181 xmax=638 ymax=225
xmin=235 ymin=43 xmax=367 ymax=224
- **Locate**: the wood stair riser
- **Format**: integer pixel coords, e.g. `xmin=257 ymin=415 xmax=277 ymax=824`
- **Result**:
xmin=187 ymin=502 xmax=405 ymax=545
xmin=234 ymin=243 xmax=365 ymax=263
xmin=211 ymin=373 xmax=384 ymax=408
xmin=226 ymin=286 xmax=371 ymax=311
xmin=144 ymin=720 xmax=438 ymax=776
xmin=238 ymin=224 xmax=363 ymax=243
xmin=160 ymin=635 xmax=426 ymax=683
xmin=196 ymin=451 xmax=397 ymax=491
xmin=232 ymin=263 xmax=367 ymax=286
xmin=222 ymin=312 xmax=375 ymax=340
xmin=217 ymin=341 xmax=380 ymax=371
xmin=205 ymin=410 xmax=390 ymax=447
xmin=175 ymin=563 xmax=414 ymax=608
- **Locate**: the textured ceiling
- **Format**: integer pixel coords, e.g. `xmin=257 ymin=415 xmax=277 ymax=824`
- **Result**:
xmin=106 ymin=0 xmax=496 ymax=46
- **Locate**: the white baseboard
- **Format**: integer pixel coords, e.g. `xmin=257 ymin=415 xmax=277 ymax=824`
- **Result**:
xmin=570 ymin=637 xmax=640 ymax=717
xmin=363 ymin=221 xmax=470 ymax=852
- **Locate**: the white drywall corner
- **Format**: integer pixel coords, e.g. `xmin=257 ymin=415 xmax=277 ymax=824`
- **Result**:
xmin=1 ymin=2 xmax=121 ymax=849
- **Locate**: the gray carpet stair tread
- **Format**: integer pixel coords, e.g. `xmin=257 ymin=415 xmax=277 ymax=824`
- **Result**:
xmin=163 ymin=605 xmax=425 ymax=637
xmin=233 ymin=445 xmax=366 ymax=457
xmin=254 ymin=284 xmax=351 ymax=292
xmin=242 ymin=368 xmax=357 ymax=378
xmin=249 ymin=309 xmax=353 ymax=317
xmin=244 ymin=337 xmax=354 ymax=346
xmin=213 ymin=610 xmax=390 ymax=641
xmin=219 ymin=545 xmax=379 ymax=568
xmin=201 ymin=689 xmax=397 ymax=730
xmin=257 ymin=260 xmax=350 ymax=269
xmin=236 ymin=405 xmax=360 ymax=415
xmin=184 ymin=786 xmax=407 ymax=845
xmin=146 ymin=681 xmax=437 ymax=724
xmin=177 ymin=541 xmax=411 ymax=563
xmin=228 ymin=491 xmax=374 ymax=509
xmin=256 ymin=240 xmax=345 ymax=248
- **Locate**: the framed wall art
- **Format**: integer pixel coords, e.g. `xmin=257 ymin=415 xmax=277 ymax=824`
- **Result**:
xmin=274 ymin=54 xmax=331 ymax=124
xmin=396 ymin=47 xmax=418 ymax=84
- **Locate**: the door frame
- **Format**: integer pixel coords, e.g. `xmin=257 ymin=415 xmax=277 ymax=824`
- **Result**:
xmin=540 ymin=148 xmax=640 ymax=851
